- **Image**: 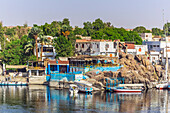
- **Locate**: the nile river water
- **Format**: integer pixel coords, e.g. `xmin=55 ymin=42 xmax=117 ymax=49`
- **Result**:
xmin=0 ymin=86 xmax=170 ymax=113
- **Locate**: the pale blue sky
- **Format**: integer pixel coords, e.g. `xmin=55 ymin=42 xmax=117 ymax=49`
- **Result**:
xmin=0 ymin=0 xmax=170 ymax=29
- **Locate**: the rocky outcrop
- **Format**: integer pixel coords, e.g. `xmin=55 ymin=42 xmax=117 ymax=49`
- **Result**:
xmin=85 ymin=54 xmax=164 ymax=89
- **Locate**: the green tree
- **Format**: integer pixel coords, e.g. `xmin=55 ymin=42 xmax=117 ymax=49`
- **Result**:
xmin=62 ymin=18 xmax=70 ymax=26
xmin=152 ymin=28 xmax=163 ymax=36
xmin=24 ymin=40 xmax=34 ymax=56
xmin=133 ymin=26 xmax=147 ymax=33
xmin=92 ymin=18 xmax=104 ymax=30
xmin=29 ymin=27 xmax=42 ymax=60
xmin=0 ymin=22 xmax=4 ymax=48
xmin=53 ymin=36 xmax=73 ymax=58
xmin=163 ymin=22 xmax=170 ymax=36
xmin=83 ymin=21 xmax=93 ymax=36
xmin=74 ymin=26 xmax=83 ymax=35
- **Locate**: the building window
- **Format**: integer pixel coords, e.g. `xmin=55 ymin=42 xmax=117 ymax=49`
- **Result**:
xmin=76 ymin=44 xmax=78 ymax=48
xmin=150 ymin=45 xmax=153 ymax=48
xmin=153 ymin=45 xmax=156 ymax=47
xmin=105 ymin=44 xmax=109 ymax=49
xmin=146 ymin=35 xmax=148 ymax=37
xmin=82 ymin=44 xmax=84 ymax=48
xmin=43 ymin=47 xmax=53 ymax=52
xmin=157 ymin=45 xmax=159 ymax=47
xmin=97 ymin=44 xmax=99 ymax=48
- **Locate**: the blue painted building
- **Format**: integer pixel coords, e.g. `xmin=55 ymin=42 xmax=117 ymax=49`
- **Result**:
xmin=69 ymin=56 xmax=122 ymax=73
xmin=46 ymin=56 xmax=123 ymax=82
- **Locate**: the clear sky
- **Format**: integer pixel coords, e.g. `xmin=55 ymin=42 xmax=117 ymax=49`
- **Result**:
xmin=0 ymin=0 xmax=170 ymax=29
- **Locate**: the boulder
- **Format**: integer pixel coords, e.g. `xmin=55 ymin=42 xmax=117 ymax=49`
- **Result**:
xmin=124 ymin=77 xmax=132 ymax=84
xmin=124 ymin=60 xmax=131 ymax=66
xmin=85 ymin=78 xmax=96 ymax=84
xmin=93 ymin=81 xmax=104 ymax=90
xmin=135 ymin=55 xmax=142 ymax=62
xmin=119 ymin=58 xmax=127 ymax=65
xmin=86 ymin=70 xmax=102 ymax=78
xmin=94 ymin=75 xmax=104 ymax=81
xmin=104 ymin=71 xmax=113 ymax=77
xmin=138 ymin=76 xmax=145 ymax=83
xmin=140 ymin=65 xmax=146 ymax=71
xmin=146 ymin=65 xmax=155 ymax=72
xmin=135 ymin=64 xmax=142 ymax=70
xmin=118 ymin=67 xmax=128 ymax=77
xmin=154 ymin=65 xmax=162 ymax=72
xmin=141 ymin=56 xmax=151 ymax=67
xmin=119 ymin=53 xmax=126 ymax=59
xmin=132 ymin=76 xmax=140 ymax=83
xmin=126 ymin=54 xmax=134 ymax=60
xmin=138 ymin=70 xmax=145 ymax=76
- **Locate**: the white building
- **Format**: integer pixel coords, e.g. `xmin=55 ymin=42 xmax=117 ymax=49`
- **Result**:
xmin=149 ymin=51 xmax=160 ymax=65
xmin=135 ymin=45 xmax=148 ymax=55
xmin=75 ymin=39 xmax=118 ymax=57
xmin=34 ymin=36 xmax=57 ymax=61
xmin=140 ymin=33 xmax=152 ymax=41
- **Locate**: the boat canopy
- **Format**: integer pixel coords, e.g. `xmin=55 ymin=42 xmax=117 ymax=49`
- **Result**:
xmin=70 ymin=84 xmax=78 ymax=87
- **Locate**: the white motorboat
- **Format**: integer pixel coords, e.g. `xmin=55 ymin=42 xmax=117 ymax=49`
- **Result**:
xmin=156 ymin=81 xmax=169 ymax=89
xmin=75 ymin=80 xmax=93 ymax=93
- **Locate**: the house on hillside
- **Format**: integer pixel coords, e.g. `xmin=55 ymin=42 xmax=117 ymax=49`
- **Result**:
xmin=34 ymin=36 xmax=57 ymax=61
xmin=75 ymin=39 xmax=127 ymax=57
xmin=139 ymin=33 xmax=152 ymax=41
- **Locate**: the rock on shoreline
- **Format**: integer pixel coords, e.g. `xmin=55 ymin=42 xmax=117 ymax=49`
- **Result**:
xmin=85 ymin=53 xmax=164 ymax=89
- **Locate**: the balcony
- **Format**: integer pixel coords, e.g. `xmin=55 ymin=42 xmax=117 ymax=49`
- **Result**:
xmin=43 ymin=52 xmax=54 ymax=57
xmin=28 ymin=66 xmax=45 ymax=70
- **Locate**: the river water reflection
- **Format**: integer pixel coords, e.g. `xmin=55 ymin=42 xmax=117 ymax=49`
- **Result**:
xmin=0 ymin=86 xmax=170 ymax=113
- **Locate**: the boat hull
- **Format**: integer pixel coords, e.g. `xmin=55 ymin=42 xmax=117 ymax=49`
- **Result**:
xmin=78 ymin=89 xmax=92 ymax=93
xmin=156 ymin=83 xmax=168 ymax=90
xmin=113 ymin=89 xmax=142 ymax=93
xmin=0 ymin=82 xmax=28 ymax=86
xmin=106 ymin=87 xmax=142 ymax=93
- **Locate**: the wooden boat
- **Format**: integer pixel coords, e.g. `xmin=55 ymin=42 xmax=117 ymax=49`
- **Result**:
xmin=74 ymin=80 xmax=93 ymax=93
xmin=69 ymin=84 xmax=78 ymax=94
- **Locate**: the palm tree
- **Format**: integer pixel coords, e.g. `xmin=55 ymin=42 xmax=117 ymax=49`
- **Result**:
xmin=29 ymin=27 xmax=42 ymax=60
xmin=39 ymin=35 xmax=50 ymax=60
xmin=24 ymin=40 xmax=34 ymax=55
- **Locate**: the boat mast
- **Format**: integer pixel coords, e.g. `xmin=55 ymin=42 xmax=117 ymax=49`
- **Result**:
xmin=165 ymin=23 xmax=168 ymax=81
xmin=163 ymin=9 xmax=168 ymax=81
xmin=165 ymin=33 xmax=168 ymax=81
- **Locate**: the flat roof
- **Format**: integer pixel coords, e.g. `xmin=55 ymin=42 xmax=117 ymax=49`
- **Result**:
xmin=6 ymin=65 xmax=27 ymax=69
